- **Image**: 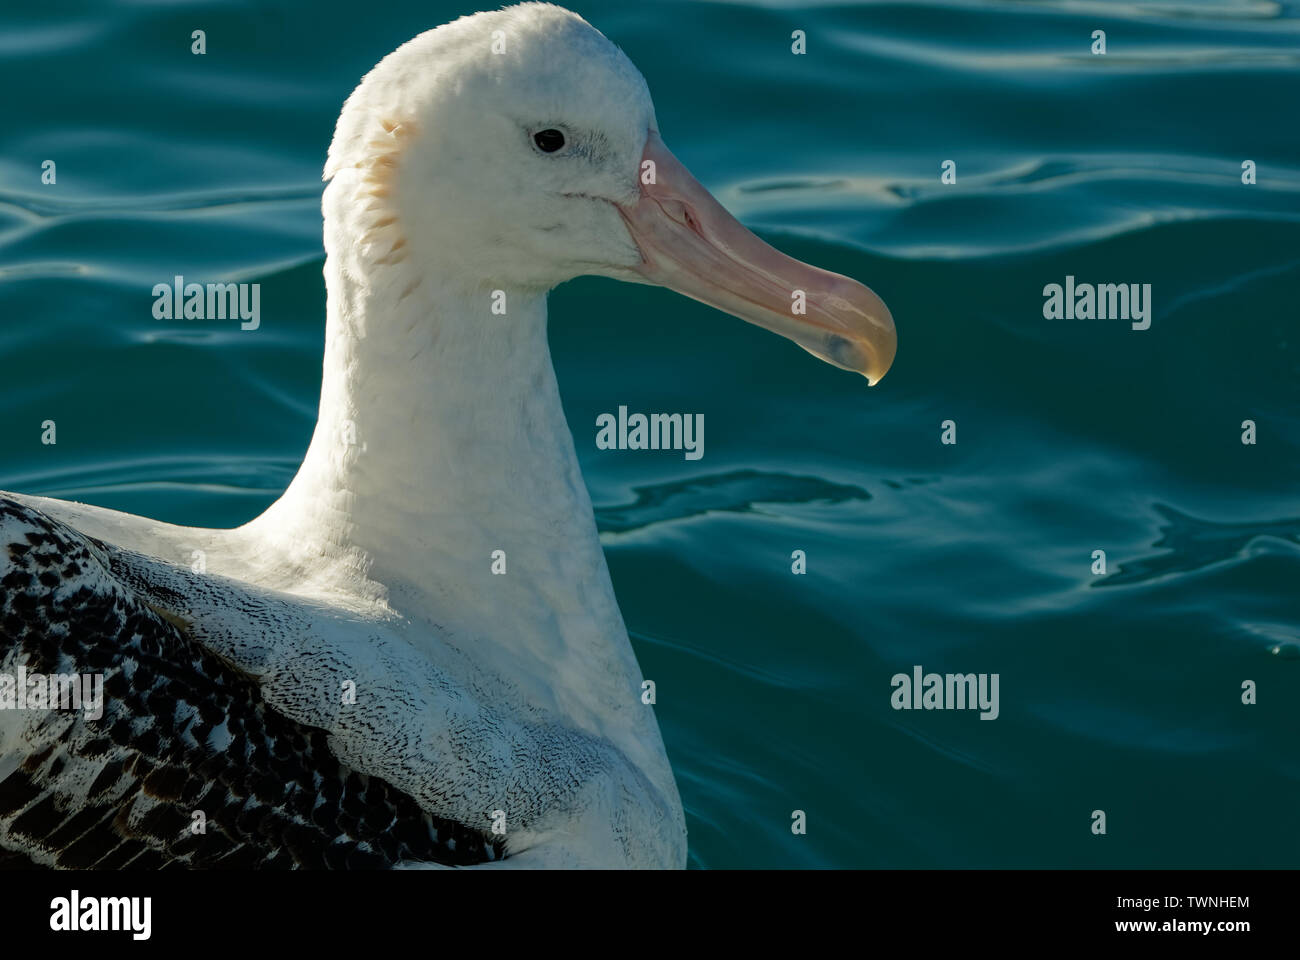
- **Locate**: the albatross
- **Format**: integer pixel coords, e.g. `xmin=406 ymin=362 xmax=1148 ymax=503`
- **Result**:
xmin=0 ymin=3 xmax=895 ymax=869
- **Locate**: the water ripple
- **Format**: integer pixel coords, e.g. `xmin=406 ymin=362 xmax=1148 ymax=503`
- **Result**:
xmin=1097 ymin=503 xmax=1300 ymax=587
xmin=594 ymin=468 xmax=870 ymax=534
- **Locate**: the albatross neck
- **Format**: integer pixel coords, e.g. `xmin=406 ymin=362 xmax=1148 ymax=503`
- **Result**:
xmin=262 ymin=273 xmax=644 ymax=724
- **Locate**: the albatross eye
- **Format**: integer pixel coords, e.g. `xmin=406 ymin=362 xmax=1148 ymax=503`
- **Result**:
xmin=533 ymin=129 xmax=566 ymax=153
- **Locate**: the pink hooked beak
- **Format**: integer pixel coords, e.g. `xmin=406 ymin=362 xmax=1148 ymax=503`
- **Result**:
xmin=617 ymin=130 xmax=896 ymax=384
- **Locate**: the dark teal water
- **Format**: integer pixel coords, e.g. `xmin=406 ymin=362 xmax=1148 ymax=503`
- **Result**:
xmin=2 ymin=0 xmax=1298 ymax=868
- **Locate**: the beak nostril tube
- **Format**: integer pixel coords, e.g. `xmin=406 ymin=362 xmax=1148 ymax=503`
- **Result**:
xmin=825 ymin=334 xmax=856 ymax=367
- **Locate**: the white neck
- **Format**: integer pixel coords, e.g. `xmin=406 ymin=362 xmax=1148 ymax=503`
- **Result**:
xmin=252 ymin=240 xmax=662 ymax=773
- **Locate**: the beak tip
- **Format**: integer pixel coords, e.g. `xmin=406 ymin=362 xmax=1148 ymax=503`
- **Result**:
xmin=860 ymin=290 xmax=897 ymax=387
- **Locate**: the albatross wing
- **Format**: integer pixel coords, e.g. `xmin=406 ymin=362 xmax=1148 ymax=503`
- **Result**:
xmin=0 ymin=496 xmax=503 ymax=868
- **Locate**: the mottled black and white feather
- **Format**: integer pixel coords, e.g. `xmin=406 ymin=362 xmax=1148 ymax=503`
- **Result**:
xmin=0 ymin=496 xmax=503 ymax=868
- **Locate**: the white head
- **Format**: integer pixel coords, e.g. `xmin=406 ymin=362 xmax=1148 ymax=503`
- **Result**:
xmin=324 ymin=2 xmax=896 ymax=382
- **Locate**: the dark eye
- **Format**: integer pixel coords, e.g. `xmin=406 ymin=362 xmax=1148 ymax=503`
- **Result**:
xmin=533 ymin=129 xmax=565 ymax=153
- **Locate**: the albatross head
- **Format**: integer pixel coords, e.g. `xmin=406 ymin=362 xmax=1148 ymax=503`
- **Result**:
xmin=326 ymin=2 xmax=896 ymax=383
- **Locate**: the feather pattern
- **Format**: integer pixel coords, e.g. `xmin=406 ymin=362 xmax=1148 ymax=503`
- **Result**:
xmin=0 ymin=496 xmax=504 ymax=868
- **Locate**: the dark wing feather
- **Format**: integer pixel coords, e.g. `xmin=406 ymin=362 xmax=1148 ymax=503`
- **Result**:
xmin=0 ymin=495 xmax=504 ymax=868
